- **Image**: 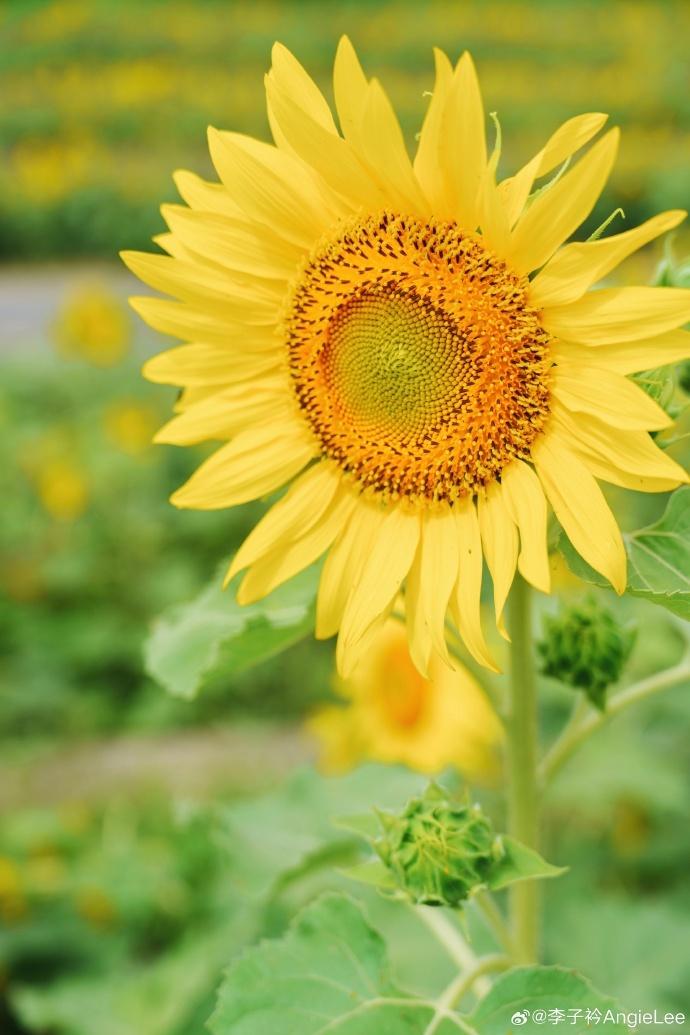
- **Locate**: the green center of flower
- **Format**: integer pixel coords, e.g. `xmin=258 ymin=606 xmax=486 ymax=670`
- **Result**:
xmin=325 ymin=286 xmax=468 ymax=436
xmin=286 ymin=212 xmax=552 ymax=503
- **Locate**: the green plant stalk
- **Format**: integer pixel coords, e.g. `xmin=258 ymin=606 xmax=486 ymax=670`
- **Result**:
xmin=540 ymin=654 xmax=690 ymax=785
xmin=506 ymin=574 xmax=540 ymax=964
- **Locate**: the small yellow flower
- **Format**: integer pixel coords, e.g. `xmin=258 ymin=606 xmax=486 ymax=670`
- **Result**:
xmin=0 ymin=857 xmax=21 ymax=899
xmin=308 ymin=620 xmax=503 ymax=782
xmin=104 ymin=400 xmax=158 ymax=455
xmin=75 ymin=886 xmax=117 ymax=929
xmin=35 ymin=458 xmax=88 ymax=521
xmin=0 ymin=857 xmax=27 ymax=924
xmin=26 ymin=854 xmax=66 ymax=895
xmin=54 ymin=282 xmax=130 ymax=366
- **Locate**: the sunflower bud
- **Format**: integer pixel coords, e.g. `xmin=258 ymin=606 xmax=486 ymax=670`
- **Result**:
xmin=373 ymin=784 xmax=501 ymax=907
xmin=537 ymin=597 xmax=635 ymax=710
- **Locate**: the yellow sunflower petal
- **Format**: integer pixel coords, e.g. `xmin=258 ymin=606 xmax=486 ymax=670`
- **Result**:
xmin=207 ymin=128 xmax=330 ymax=247
xmin=152 ymin=231 xmax=231 ymax=276
xmin=552 ymin=331 xmax=690 ymax=374
xmin=499 ymin=112 xmax=608 ymax=228
xmin=552 ymin=402 xmax=688 ymax=491
xmin=130 ymin=295 xmax=277 ymax=345
xmin=405 ymin=505 xmax=460 ymax=675
xmin=316 ymin=498 xmax=384 ymax=640
xmin=265 ymin=75 xmax=385 ymax=210
xmin=501 ymin=459 xmax=551 ymax=593
xmin=337 ymin=507 xmax=420 ymax=677
xmin=413 ymin=48 xmax=453 ymax=209
xmin=122 ymin=249 xmax=287 ymax=317
xmin=441 ymin=52 xmax=487 ymax=228
xmin=143 ymin=343 xmax=279 ymax=386
xmin=270 ymin=41 xmax=338 ymax=133
xmin=357 ymin=78 xmax=429 ymax=213
xmin=159 ymin=206 xmax=301 ymax=279
xmin=532 ymin=433 xmax=626 ymax=593
xmin=170 ymin=423 xmax=316 ymax=509
xmin=172 ymin=169 xmax=245 ymax=218
xmin=479 ymin=169 xmax=512 ymax=255
xmin=537 ymin=112 xmax=609 ymax=175
xmin=542 ymin=285 xmax=690 ymax=344
xmin=153 ymin=376 xmax=288 ymax=445
xmin=453 ymin=498 xmax=499 ymax=671
xmin=553 ymin=363 xmax=672 ymax=430
xmin=227 ymin=461 xmax=341 ymax=581
xmin=173 ymin=385 xmax=223 ymax=412
xmin=530 ymin=210 xmax=686 ymax=308
xmin=333 ymin=35 xmax=369 ymax=141
xmin=510 ymin=128 xmax=619 ymax=273
xmin=238 ymin=486 xmax=358 ymax=605
xmin=478 ymin=481 xmax=519 ymax=639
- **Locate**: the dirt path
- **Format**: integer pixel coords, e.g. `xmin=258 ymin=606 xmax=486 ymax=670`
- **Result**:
xmin=0 ymin=725 xmax=314 ymax=811
xmin=0 ymin=263 xmax=143 ymax=353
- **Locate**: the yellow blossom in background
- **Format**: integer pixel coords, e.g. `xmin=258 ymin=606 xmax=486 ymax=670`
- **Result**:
xmin=53 ymin=282 xmax=130 ymax=366
xmin=0 ymin=857 xmax=27 ymax=924
xmin=35 ymin=458 xmax=88 ymax=521
xmin=307 ymin=620 xmax=503 ymax=782
xmin=104 ymin=400 xmax=158 ymax=455
xmin=25 ymin=853 xmax=66 ymax=896
xmin=74 ymin=886 xmax=117 ymax=929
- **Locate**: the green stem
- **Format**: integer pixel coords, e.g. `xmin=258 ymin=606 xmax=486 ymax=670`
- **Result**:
xmin=414 ymin=905 xmax=482 ymax=975
xmin=434 ymin=954 xmax=510 ymax=1017
xmin=473 ymin=891 xmax=516 ymax=957
xmin=506 ymin=575 xmax=540 ymax=964
xmin=540 ymin=655 xmax=690 ymax=786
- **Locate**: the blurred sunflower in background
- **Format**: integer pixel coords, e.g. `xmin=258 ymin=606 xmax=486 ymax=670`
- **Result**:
xmin=125 ymin=38 xmax=690 ymax=677
xmin=53 ymin=281 xmax=130 ymax=366
xmin=307 ymin=617 xmax=503 ymax=782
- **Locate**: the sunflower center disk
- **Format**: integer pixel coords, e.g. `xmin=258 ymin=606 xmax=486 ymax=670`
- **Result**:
xmin=286 ymin=213 xmax=552 ymax=503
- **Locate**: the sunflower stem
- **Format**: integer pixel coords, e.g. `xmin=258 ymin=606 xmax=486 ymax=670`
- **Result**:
xmin=506 ymin=574 xmax=540 ymax=964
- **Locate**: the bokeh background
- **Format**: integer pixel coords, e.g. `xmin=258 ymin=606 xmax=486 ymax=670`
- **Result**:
xmin=2 ymin=2 xmax=690 ymax=1033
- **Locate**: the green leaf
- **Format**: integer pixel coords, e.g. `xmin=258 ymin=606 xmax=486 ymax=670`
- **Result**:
xmin=560 ymin=487 xmax=690 ymax=620
xmin=12 ymin=918 xmax=257 ymax=1035
xmin=470 ymin=965 xmax=629 ymax=1033
xmin=631 ymin=365 xmax=676 ymax=414
xmin=209 ymin=893 xmax=458 ymax=1035
xmin=144 ymin=564 xmax=320 ymax=699
xmin=487 ymin=836 xmax=567 ymax=891
xmin=217 ymin=765 xmax=426 ymax=901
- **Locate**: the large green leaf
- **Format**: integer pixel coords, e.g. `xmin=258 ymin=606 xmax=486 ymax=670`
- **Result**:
xmin=470 ymin=966 xmax=629 ymax=1034
xmin=13 ymin=916 xmax=257 ymax=1035
xmin=144 ymin=564 xmax=320 ymax=699
xmin=560 ymin=487 xmax=690 ymax=620
xmin=217 ymin=765 xmax=425 ymax=900
xmin=209 ymin=893 xmax=458 ymax=1035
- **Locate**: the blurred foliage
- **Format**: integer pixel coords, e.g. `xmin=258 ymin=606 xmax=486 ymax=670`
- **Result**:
xmin=1 ymin=0 xmax=690 ymax=260
xmin=2 ymin=749 xmax=689 ymax=1033
xmin=0 ymin=298 xmax=335 ymax=747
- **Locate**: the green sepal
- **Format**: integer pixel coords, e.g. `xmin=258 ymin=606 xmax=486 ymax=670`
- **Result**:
xmin=486 ymin=836 xmax=568 ymax=891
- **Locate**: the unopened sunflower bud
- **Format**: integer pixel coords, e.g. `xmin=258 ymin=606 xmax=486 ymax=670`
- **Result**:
xmin=373 ymin=784 xmax=502 ymax=907
xmin=537 ymin=596 xmax=635 ymax=710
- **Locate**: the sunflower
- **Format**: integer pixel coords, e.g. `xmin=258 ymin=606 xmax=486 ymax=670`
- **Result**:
xmin=307 ymin=618 xmax=503 ymax=781
xmin=123 ymin=39 xmax=690 ymax=676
